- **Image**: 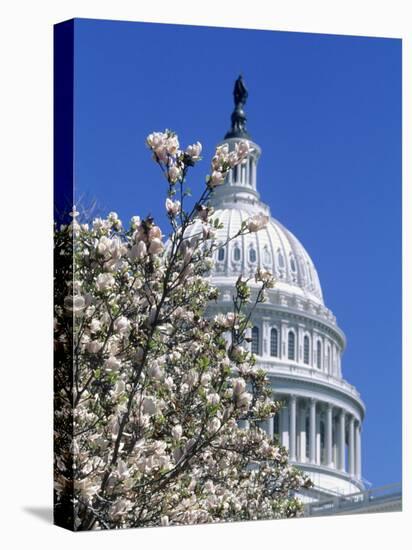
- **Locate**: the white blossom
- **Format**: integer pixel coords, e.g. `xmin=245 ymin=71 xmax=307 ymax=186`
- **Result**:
xmin=247 ymin=213 xmax=269 ymax=232
xmin=104 ymin=356 xmax=122 ymax=372
xmin=165 ymin=198 xmax=181 ymax=216
xmin=96 ymin=273 xmax=115 ymax=292
xmin=185 ymin=141 xmax=202 ymax=161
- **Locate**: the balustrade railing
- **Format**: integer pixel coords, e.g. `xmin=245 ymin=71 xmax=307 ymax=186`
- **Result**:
xmin=260 ymin=361 xmax=362 ymax=400
xmin=304 ymin=483 xmax=402 ymax=516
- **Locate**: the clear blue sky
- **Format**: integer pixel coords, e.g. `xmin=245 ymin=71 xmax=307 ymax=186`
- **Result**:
xmin=72 ymin=18 xmax=402 ymax=489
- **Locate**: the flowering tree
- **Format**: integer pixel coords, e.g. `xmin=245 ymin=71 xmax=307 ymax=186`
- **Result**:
xmin=54 ymin=130 xmax=312 ymax=530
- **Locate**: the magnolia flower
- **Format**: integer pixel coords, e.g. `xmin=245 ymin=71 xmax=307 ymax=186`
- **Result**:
xmin=130 ymin=241 xmax=147 ymax=261
xmin=171 ymin=424 xmax=183 ymax=440
xmin=74 ymin=478 xmax=99 ymax=499
xmin=146 ymin=131 xmax=167 ymax=152
xmin=207 ymin=417 xmax=221 ymax=433
xmin=215 ymin=143 xmax=229 ymax=158
xmin=209 ymin=171 xmax=225 ymax=187
xmin=149 ymin=238 xmax=164 ymax=255
xmin=165 ymin=135 xmax=180 ymax=155
xmin=148 ymin=225 xmax=162 ymax=240
xmin=255 ymin=269 xmax=275 ymax=287
xmin=96 ymin=273 xmax=115 ymax=292
xmin=232 ymin=377 xmax=246 ymax=396
xmin=89 ymin=319 xmax=101 ymax=333
xmin=207 ymin=393 xmax=220 ymax=406
xmin=167 ymin=164 xmax=182 ymax=183
xmin=214 ymin=312 xmax=236 ymax=329
xmin=247 ymin=213 xmax=269 ymax=232
xmin=86 ymin=340 xmax=103 ymax=354
xmin=236 ymin=140 xmax=251 ymax=160
xmin=148 ymin=362 xmax=164 ymax=380
xmin=92 ymin=217 xmax=108 ymax=231
xmin=112 ymin=380 xmax=126 ymax=396
xmin=236 ymin=391 xmax=253 ymax=410
xmin=185 ymin=141 xmax=202 ymax=161
xmin=201 ymin=373 xmax=211 ymax=386
xmin=165 ymin=197 xmax=181 ymax=216
xmin=114 ymin=316 xmax=130 ymax=334
xmin=130 ymin=215 xmax=141 ymax=228
xmin=104 ymin=356 xmax=122 ymax=372
xmin=228 ymin=151 xmax=239 ymax=168
xmin=202 ymin=224 xmax=215 ymax=240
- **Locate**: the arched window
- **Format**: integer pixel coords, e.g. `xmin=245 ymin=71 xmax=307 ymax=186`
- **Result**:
xmin=278 ymin=250 xmax=285 ymax=268
xmin=249 ymin=248 xmax=257 ymax=263
xmin=233 ymin=246 xmax=241 ymax=262
xmin=316 ymin=340 xmax=322 ymax=369
xmin=304 ymin=335 xmax=310 ymax=365
xmin=270 ymin=328 xmax=278 ymax=357
xmin=288 ymin=331 xmax=295 ymax=361
xmin=290 ymin=255 xmax=297 ymax=272
xmin=217 ymin=246 xmax=225 ymax=262
xmin=251 ymin=326 xmax=259 ymax=355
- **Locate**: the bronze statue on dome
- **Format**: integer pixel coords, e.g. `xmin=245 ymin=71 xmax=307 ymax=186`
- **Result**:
xmin=225 ymin=75 xmax=251 ymax=140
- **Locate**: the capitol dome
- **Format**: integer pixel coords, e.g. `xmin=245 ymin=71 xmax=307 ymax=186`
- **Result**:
xmin=204 ymin=76 xmax=365 ymax=503
xmin=209 ymin=206 xmax=324 ymax=305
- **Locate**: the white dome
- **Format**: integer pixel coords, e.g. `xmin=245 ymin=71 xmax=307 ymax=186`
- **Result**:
xmin=210 ymin=208 xmax=324 ymax=305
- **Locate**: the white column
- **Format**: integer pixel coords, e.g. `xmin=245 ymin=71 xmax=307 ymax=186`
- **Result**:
xmin=348 ymin=416 xmax=355 ymax=476
xmin=281 ymin=323 xmax=288 ymax=359
xmin=289 ymin=395 xmax=297 ymax=461
xmin=281 ymin=400 xmax=289 ymax=450
xmin=309 ymin=398 xmax=316 ymax=464
xmin=299 ymin=401 xmax=307 ymax=463
xmin=326 ymin=403 xmax=333 ymax=467
xmin=339 ymin=409 xmax=346 ymax=472
xmin=245 ymin=157 xmax=250 ymax=186
xmin=316 ymin=408 xmax=321 ymax=464
xmin=355 ymin=421 xmax=362 ymax=479
xmin=262 ymin=318 xmax=269 ymax=357
xmin=298 ymin=325 xmax=304 ymax=363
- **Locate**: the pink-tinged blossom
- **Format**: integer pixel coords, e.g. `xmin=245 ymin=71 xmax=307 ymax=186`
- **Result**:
xmin=247 ymin=212 xmax=269 ymax=232
xmin=96 ymin=273 xmax=115 ymax=292
xmin=209 ymin=171 xmax=225 ymax=187
xmin=165 ymin=198 xmax=181 ymax=216
xmin=185 ymin=141 xmax=202 ymax=161
xmin=149 ymin=238 xmax=164 ymax=255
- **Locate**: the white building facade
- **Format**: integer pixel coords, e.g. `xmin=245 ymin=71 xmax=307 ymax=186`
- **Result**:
xmin=203 ymin=79 xmax=366 ymax=501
